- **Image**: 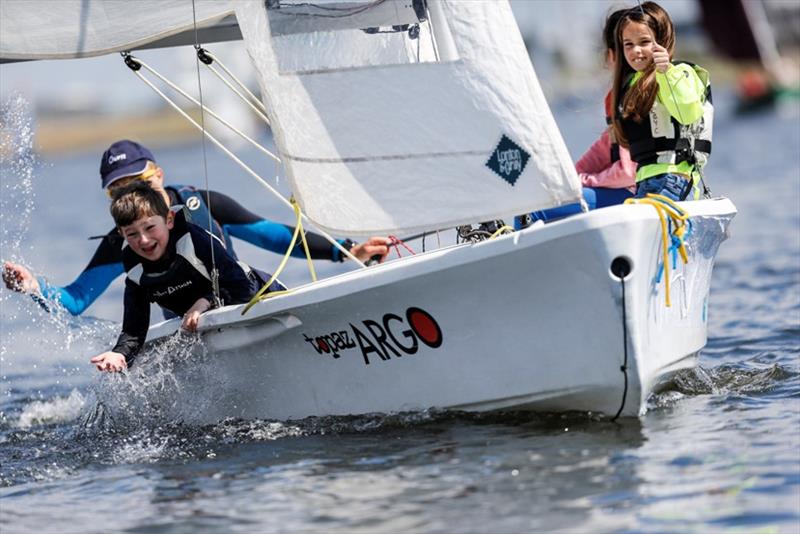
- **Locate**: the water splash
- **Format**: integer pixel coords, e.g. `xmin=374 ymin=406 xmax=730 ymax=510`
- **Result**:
xmin=84 ymin=332 xmax=214 ymax=430
xmin=0 ymin=96 xmax=122 ymax=432
xmin=0 ymin=93 xmax=38 ymax=262
xmin=649 ymin=357 xmax=799 ymax=410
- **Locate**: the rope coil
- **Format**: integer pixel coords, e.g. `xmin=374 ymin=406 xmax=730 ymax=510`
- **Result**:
xmin=624 ymin=193 xmax=692 ymax=307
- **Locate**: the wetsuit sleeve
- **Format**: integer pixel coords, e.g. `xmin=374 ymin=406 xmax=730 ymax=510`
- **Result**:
xmin=656 ymin=63 xmax=706 ymax=125
xmin=37 ymin=229 xmax=124 ymax=315
xmin=111 ymin=279 xmax=151 ymax=366
xmin=578 ymin=130 xmax=637 ymax=190
xmin=189 ymin=224 xmax=258 ymax=305
xmin=201 ymin=190 xmax=348 ymax=261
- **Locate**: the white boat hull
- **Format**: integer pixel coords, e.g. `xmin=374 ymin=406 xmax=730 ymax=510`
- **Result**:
xmin=143 ymin=198 xmax=736 ymax=422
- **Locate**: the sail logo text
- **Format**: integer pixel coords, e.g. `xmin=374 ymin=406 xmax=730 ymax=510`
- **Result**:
xmin=302 ymin=307 xmax=443 ymax=365
xmin=498 ymin=148 xmax=522 ymax=176
xmin=485 ymin=134 xmax=530 ymax=186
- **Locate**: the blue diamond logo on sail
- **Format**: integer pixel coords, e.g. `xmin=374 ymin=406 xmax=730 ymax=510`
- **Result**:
xmin=485 ymin=134 xmax=530 ymax=186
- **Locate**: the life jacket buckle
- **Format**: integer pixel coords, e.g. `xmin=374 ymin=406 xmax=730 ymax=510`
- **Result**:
xmin=673 ymin=138 xmax=694 ymax=164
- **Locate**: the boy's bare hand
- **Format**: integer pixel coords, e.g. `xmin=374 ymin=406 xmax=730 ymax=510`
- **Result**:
xmin=2 ymin=261 xmax=41 ymax=294
xmin=182 ymin=297 xmax=211 ymax=332
xmin=90 ymin=352 xmax=127 ymax=372
xmin=350 ymin=237 xmax=392 ymax=264
xmin=652 ymin=43 xmax=670 ymax=73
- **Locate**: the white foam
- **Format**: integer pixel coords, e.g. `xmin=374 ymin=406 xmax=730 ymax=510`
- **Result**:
xmin=17 ymin=389 xmax=86 ymax=429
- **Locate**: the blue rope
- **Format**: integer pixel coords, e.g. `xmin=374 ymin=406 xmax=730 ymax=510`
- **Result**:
xmin=657 ymin=218 xmax=693 ymax=284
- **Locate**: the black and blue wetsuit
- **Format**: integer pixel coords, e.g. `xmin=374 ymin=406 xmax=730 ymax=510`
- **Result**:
xmin=37 ymin=186 xmax=354 ymax=315
xmin=111 ymin=211 xmax=278 ymax=366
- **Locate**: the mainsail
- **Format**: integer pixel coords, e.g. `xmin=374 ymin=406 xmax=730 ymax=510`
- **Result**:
xmin=236 ymin=0 xmax=581 ymax=236
xmin=0 ymin=0 xmax=237 ymax=61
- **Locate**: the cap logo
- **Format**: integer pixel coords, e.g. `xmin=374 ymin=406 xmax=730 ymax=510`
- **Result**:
xmin=186 ymin=197 xmax=201 ymax=210
xmin=108 ymin=153 xmax=127 ymax=165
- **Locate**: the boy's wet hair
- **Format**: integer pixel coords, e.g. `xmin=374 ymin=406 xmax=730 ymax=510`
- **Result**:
xmin=110 ymin=181 xmax=169 ymax=228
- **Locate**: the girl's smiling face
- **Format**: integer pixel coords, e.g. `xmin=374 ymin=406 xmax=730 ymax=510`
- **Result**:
xmin=621 ymin=21 xmax=655 ymax=72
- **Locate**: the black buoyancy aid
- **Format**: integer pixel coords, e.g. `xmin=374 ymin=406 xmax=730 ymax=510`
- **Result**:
xmin=606 ymin=115 xmax=621 ymax=163
xmin=168 ymin=184 xmax=236 ymax=257
xmin=604 ymin=92 xmax=621 ymax=163
xmin=618 ymin=62 xmax=713 ymax=169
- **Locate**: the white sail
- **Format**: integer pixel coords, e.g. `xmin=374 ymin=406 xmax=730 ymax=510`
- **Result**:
xmin=0 ymin=0 xmax=236 ymax=61
xmin=236 ymin=0 xmax=582 ymax=236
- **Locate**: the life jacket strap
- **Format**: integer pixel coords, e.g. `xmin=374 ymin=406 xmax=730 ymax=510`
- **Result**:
xmin=629 ymin=137 xmax=712 ymax=163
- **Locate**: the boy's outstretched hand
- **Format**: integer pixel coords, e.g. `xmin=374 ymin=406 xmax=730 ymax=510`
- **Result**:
xmin=652 ymin=43 xmax=671 ymax=74
xmin=91 ymin=352 xmax=127 ymax=373
xmin=182 ymin=297 xmax=211 ymax=332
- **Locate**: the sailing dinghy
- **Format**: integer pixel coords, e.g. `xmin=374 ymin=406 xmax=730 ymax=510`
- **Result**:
xmin=0 ymin=0 xmax=736 ymax=420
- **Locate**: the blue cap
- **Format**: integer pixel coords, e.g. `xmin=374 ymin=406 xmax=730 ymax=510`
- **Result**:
xmin=99 ymin=140 xmax=155 ymax=189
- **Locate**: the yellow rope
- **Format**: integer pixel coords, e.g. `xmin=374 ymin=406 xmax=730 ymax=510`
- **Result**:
xmin=241 ymin=197 xmax=317 ymax=315
xmin=490 ymin=225 xmax=515 ymax=239
xmin=624 ymin=193 xmax=690 ymax=307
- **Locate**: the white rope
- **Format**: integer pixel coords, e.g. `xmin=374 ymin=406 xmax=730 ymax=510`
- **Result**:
xmin=206 ymin=62 xmax=272 ymax=125
xmin=128 ymin=63 xmax=366 ymax=268
xmin=133 ymin=58 xmax=280 ymax=163
xmin=202 ymin=49 xmax=268 ymax=114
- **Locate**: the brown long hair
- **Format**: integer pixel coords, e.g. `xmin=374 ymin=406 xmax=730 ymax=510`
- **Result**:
xmin=611 ymin=2 xmax=676 ymax=146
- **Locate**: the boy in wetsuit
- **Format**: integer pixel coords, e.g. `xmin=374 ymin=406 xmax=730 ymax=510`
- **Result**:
xmin=90 ymin=181 xmax=273 ymax=373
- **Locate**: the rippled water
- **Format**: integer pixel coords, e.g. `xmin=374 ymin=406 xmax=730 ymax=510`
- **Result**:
xmin=1 ymin=87 xmax=798 ymax=533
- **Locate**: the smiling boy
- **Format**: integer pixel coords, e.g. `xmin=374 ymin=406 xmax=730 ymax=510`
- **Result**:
xmin=90 ymin=181 xmax=275 ymax=373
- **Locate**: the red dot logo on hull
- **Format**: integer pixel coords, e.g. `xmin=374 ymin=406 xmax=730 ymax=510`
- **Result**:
xmin=406 ymin=307 xmax=443 ymax=348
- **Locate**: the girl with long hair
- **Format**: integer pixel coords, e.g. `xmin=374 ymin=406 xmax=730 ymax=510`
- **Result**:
xmin=610 ymin=1 xmax=712 ymax=201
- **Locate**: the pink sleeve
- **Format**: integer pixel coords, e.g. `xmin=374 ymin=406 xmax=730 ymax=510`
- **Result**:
xmin=575 ymin=131 xmax=612 ymax=175
xmin=577 ymin=131 xmax=637 ymax=191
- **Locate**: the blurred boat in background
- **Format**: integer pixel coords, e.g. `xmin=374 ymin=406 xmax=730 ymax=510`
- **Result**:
xmin=698 ymin=0 xmax=800 ymax=113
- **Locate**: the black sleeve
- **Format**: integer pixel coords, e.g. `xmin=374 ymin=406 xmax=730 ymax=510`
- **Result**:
xmin=111 ymin=280 xmax=151 ymax=366
xmin=201 ymin=189 xmax=338 ymax=260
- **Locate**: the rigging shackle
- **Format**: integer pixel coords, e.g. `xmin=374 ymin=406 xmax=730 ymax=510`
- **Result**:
xmin=196 ymin=47 xmax=214 ymax=66
xmin=121 ymin=52 xmax=142 ymax=72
